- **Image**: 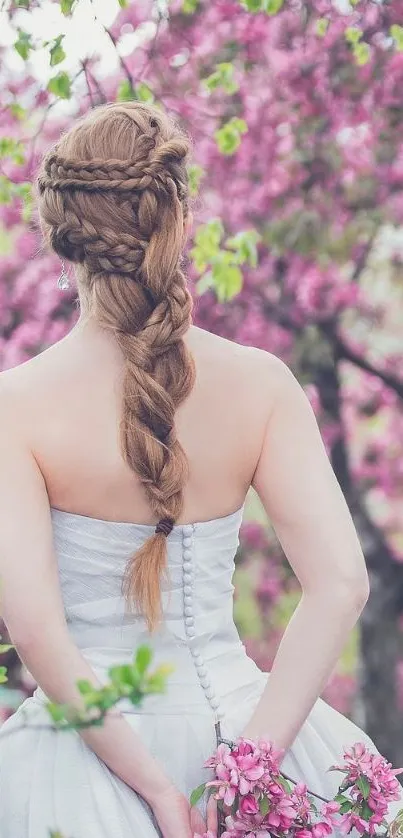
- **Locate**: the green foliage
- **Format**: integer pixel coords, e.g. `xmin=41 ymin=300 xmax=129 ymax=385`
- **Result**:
xmin=0 ymin=137 xmax=25 ymax=165
xmin=204 ymin=62 xmax=239 ymax=95
xmin=117 ymin=79 xmax=135 ymax=101
xmin=44 ymin=646 xmax=173 ymax=731
xmin=15 ymin=0 xmax=30 ymax=7
xmin=117 ymin=80 xmax=154 ymax=103
xmin=47 ymin=72 xmax=72 ymax=99
xmin=188 ymin=163 xmax=204 ymax=197
xmin=353 ymin=41 xmax=371 ymax=66
xmin=48 ymin=35 xmax=66 ymax=67
xmin=8 ymin=103 xmax=26 ymax=120
xmin=135 ymin=644 xmax=152 ymax=675
xmin=240 ymin=0 xmax=284 ymax=13
xmin=191 ymin=220 xmax=260 ymax=302
xmin=214 ymin=117 xmax=248 ymax=156
xmin=118 ymin=0 xmax=128 ymax=6
xmin=14 ymin=29 xmax=32 ymax=61
xmin=60 ymin=0 xmax=76 ymax=14
xmin=391 ymin=24 xmax=403 ymax=52
xmin=136 ymin=82 xmax=155 ymax=103
xmin=345 ymin=26 xmax=362 ymax=44
xmin=190 ymin=782 xmax=206 ymax=806
xmin=0 ymin=667 xmax=8 ymax=685
xmin=182 ymin=0 xmax=199 ymax=11
xmin=259 ymin=795 xmax=270 ymax=815
xmin=356 ymin=775 xmax=370 ymax=800
xmin=315 ymin=18 xmax=329 ymax=38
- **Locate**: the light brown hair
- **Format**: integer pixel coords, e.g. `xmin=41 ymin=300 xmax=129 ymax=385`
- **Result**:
xmin=37 ymin=102 xmax=196 ymax=630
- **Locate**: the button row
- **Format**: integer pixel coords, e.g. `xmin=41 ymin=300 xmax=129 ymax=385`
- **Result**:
xmin=181 ymin=524 xmax=224 ymax=721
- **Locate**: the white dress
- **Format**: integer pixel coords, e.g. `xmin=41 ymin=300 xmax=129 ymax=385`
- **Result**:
xmin=0 ymin=503 xmax=401 ymax=837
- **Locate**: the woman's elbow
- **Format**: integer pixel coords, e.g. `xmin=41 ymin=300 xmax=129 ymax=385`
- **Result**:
xmin=333 ymin=568 xmax=370 ymax=614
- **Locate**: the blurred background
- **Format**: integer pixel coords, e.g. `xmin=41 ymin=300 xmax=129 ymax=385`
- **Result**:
xmin=0 ymin=0 xmax=402 ymax=764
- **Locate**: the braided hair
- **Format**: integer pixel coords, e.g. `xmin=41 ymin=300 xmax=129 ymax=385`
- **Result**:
xmin=37 ymin=102 xmax=196 ymax=630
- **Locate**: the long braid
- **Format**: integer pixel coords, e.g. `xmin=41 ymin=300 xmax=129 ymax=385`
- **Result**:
xmin=37 ymin=103 xmax=196 ymax=630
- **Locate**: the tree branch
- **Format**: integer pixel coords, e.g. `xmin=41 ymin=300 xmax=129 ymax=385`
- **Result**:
xmin=333 ymin=332 xmax=403 ymax=400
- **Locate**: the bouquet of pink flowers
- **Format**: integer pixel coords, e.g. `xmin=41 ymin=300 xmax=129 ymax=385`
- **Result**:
xmin=191 ymin=736 xmax=403 ymax=838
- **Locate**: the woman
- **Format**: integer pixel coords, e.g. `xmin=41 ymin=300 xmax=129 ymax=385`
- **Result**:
xmin=0 ymin=101 xmax=399 ymax=838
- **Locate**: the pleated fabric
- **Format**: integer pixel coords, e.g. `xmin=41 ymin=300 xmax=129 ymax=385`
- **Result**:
xmin=0 ymin=504 xmax=401 ymax=837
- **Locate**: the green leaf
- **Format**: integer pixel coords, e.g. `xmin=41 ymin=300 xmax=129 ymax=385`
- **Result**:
xmin=46 ymin=702 xmax=67 ymax=723
xmin=353 ymin=41 xmax=371 ymax=66
xmin=263 ymin=0 xmax=284 ymax=14
xmin=391 ymin=24 xmax=403 ymax=51
xmin=9 ymin=103 xmax=26 ymax=120
xmin=118 ymin=0 xmax=128 ymax=6
xmin=225 ymin=229 xmax=261 ymax=268
xmin=182 ymin=0 xmax=199 ymax=11
xmin=190 ymin=783 xmax=206 ymax=806
xmin=0 ymin=643 xmax=13 ymax=653
xmin=14 ymin=29 xmax=32 ymax=61
xmin=188 ymin=163 xmax=204 ymax=197
xmin=0 ymin=666 xmax=8 ymax=684
xmin=15 ymin=0 xmax=30 ymax=7
xmin=117 ymin=79 xmax=136 ymax=101
xmin=212 ymin=262 xmax=243 ymax=302
xmin=345 ymin=26 xmax=362 ymax=44
xmin=60 ymin=0 xmax=76 ymax=14
xmin=277 ymin=775 xmax=293 ymax=793
xmin=259 ymin=795 xmax=270 ymax=816
xmin=204 ymin=62 xmax=239 ymax=95
xmin=215 ymin=117 xmax=248 ymax=156
xmin=0 ymin=137 xmax=25 ymax=165
xmin=50 ymin=35 xmax=66 ymax=67
xmin=195 ymin=270 xmax=214 ymax=296
xmin=47 ymin=71 xmax=72 ymax=99
xmin=357 ymin=776 xmax=370 ymax=800
xmin=136 ymin=82 xmax=154 ymax=103
xmin=360 ymin=801 xmax=373 ymax=821
xmin=0 ymin=176 xmax=12 ymax=205
xmin=135 ymin=644 xmax=152 ymax=675
xmin=315 ymin=18 xmax=329 ymax=37
xmin=240 ymin=0 xmax=265 ymax=11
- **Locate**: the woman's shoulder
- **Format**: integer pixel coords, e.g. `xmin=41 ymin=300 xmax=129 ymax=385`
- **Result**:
xmin=187 ymin=325 xmax=295 ymax=400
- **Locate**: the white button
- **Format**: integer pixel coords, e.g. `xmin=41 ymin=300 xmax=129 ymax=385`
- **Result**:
xmin=200 ymin=677 xmax=211 ymax=689
xmin=183 ymin=537 xmax=192 ymax=548
xmin=189 ymin=646 xmax=200 ymax=657
xmin=184 ymin=606 xmax=193 ymax=617
xmin=183 ymin=585 xmax=192 ymax=595
xmin=196 ymin=665 xmax=207 ymax=677
xmin=185 ymin=616 xmax=194 ymax=626
xmin=187 ymin=628 xmax=196 ymax=638
xmin=183 ymin=572 xmax=192 ymax=583
xmin=183 ymin=525 xmax=193 ymax=536
xmin=210 ymin=698 xmax=220 ymax=710
xmin=205 ymin=688 xmax=215 ymax=700
xmin=193 ymin=652 xmax=202 ymax=662
xmin=184 ymin=595 xmax=192 ymax=605
xmin=183 ymin=549 xmax=192 ymax=560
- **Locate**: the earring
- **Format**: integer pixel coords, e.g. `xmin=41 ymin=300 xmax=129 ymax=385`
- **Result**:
xmin=57 ymin=260 xmax=70 ymax=290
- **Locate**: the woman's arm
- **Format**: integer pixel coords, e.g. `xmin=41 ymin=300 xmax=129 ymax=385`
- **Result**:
xmin=0 ymin=389 xmax=171 ymax=808
xmin=244 ymin=352 xmax=369 ymax=751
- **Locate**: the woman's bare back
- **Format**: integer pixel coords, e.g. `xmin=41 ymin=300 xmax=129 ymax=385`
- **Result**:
xmin=0 ymin=318 xmax=272 ymax=525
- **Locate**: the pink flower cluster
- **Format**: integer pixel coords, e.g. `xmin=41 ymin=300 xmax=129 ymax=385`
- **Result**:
xmin=193 ymin=738 xmax=403 ymax=838
xmin=331 ymin=743 xmax=403 ymax=836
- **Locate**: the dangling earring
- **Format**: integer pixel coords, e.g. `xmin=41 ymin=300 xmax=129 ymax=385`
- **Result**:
xmin=57 ymin=260 xmax=70 ymax=290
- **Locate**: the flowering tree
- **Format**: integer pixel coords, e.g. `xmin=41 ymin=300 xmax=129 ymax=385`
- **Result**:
xmin=1 ymin=0 xmax=403 ymax=761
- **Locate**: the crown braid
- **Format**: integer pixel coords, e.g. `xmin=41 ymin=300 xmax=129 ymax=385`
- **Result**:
xmin=37 ymin=102 xmax=196 ymax=630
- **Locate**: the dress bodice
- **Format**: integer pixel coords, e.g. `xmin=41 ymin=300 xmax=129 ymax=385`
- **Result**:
xmin=33 ymin=502 xmax=265 ymax=723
